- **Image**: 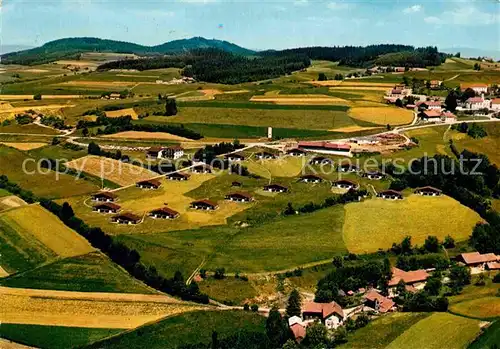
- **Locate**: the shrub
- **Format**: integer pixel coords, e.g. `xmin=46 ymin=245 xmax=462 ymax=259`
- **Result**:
xmin=214 ymin=267 xmax=226 ymax=280
xmin=251 ymin=304 xmax=259 ymax=312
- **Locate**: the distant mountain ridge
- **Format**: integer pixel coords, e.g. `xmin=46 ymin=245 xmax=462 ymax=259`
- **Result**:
xmin=0 ymin=37 xmax=256 ymax=65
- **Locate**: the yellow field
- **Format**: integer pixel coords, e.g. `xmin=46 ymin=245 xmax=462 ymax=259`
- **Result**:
xmin=0 ymin=95 xmax=85 ymax=100
xmin=331 ymin=125 xmax=382 ymax=133
xmin=349 ymin=106 xmax=414 ymax=125
xmin=101 ymin=131 xmax=192 ymax=141
xmin=449 ymin=297 xmax=500 ymax=319
xmin=65 ymin=173 xmax=251 ymax=234
xmin=0 ymin=204 xmax=94 ymax=257
xmin=242 ymin=156 xmax=307 ymax=179
xmin=340 ymin=82 xmax=395 ymax=87
xmin=250 ymin=94 xmax=350 ymax=105
xmin=0 ymin=142 xmax=48 ymax=150
xmin=105 ymin=108 xmax=139 ymax=120
xmin=306 ymin=80 xmax=343 ymax=86
xmin=65 ymin=155 xmax=157 ymax=186
xmin=0 ymin=266 xmax=9 ymax=278
xmin=54 ymin=81 xmax=137 ymax=88
xmin=2 ymin=286 xmax=204 ymax=329
xmin=343 ymin=195 xmax=483 ymax=254
xmin=331 ymin=86 xmax=390 ymax=91
xmin=0 ymin=195 xmax=27 ymax=212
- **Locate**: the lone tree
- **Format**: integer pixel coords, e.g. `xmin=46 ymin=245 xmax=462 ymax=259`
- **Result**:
xmin=286 ymin=289 xmax=302 ymax=318
xmin=165 ymin=98 xmax=178 ymax=116
xmin=266 ymin=307 xmax=289 ymax=347
xmin=318 ymin=72 xmax=328 ymax=81
xmin=424 ymin=235 xmax=440 ymax=253
xmin=445 ymin=91 xmax=458 ymax=112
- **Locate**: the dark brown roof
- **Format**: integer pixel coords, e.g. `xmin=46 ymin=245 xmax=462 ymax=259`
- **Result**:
xmin=264 ymin=184 xmax=288 ymax=190
xmin=415 ymin=186 xmax=442 ymax=193
xmin=301 ymin=174 xmax=322 ymax=180
xmin=226 ymin=192 xmax=253 ymax=199
xmin=137 ymin=179 xmax=161 ymax=187
xmin=168 ymin=172 xmax=190 ymax=178
xmin=150 ymin=207 xmax=179 ymax=216
xmin=191 ymin=199 xmax=218 ymax=207
xmin=113 ymin=212 xmax=141 ymax=222
xmin=94 ymin=202 xmax=121 ymax=210
xmin=334 ymin=179 xmax=358 ymax=186
xmin=379 ymin=189 xmax=402 ymax=196
xmin=92 ymin=191 xmax=117 ymax=199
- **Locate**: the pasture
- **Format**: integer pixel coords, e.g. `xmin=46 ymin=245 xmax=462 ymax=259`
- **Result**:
xmin=0 ymin=195 xmax=27 ymax=212
xmin=198 ymin=277 xmax=258 ymax=305
xmin=349 ymin=106 xmax=414 ymax=126
xmin=0 ymin=142 xmax=48 ymax=150
xmin=469 ymin=321 xmax=500 ymax=349
xmin=343 ymin=195 xmax=483 ymax=254
xmin=385 ymin=313 xmax=482 ymax=349
xmin=65 ymin=155 xmax=157 ymax=186
xmin=1 ymin=252 xmax=156 ymax=294
xmin=100 ymin=130 xmax=193 ymax=141
xmin=242 ymin=155 xmax=308 ymax=179
xmin=450 ymin=122 xmax=500 ymax=166
xmin=83 ymin=310 xmax=266 ymax=349
xmin=449 ymin=274 xmax=500 ymax=319
xmin=105 ymin=107 xmax=139 ymax=119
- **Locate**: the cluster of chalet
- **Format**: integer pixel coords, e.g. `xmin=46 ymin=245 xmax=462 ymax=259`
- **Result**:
xmin=385 ymin=84 xmax=413 ymax=100
xmin=457 ymin=252 xmax=500 ymax=273
xmin=147 ymin=146 xmax=184 ymax=160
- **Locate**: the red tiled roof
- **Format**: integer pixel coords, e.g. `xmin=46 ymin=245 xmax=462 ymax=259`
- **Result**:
xmin=303 ymin=301 xmax=344 ymax=319
xmin=461 ymin=83 xmax=488 ymax=90
xmin=290 ymin=323 xmax=306 ymax=341
xmin=492 ymin=98 xmax=500 ymax=104
xmin=364 ymin=289 xmax=395 ymax=313
xmin=487 ymin=262 xmax=500 ymax=270
xmin=466 ymin=97 xmax=485 ymax=103
xmin=460 ymin=252 xmax=499 ymax=265
xmin=388 ymin=267 xmax=429 ymax=286
xmin=423 ymin=110 xmax=442 ymax=118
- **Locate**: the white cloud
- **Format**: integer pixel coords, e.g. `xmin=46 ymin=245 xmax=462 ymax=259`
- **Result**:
xmin=424 ymin=16 xmax=440 ymax=24
xmin=274 ymin=5 xmax=287 ymax=12
xmin=403 ymin=5 xmax=422 ymax=14
xmin=327 ymin=2 xmax=349 ymax=10
xmin=294 ymin=0 xmax=309 ymax=6
xmin=425 ymin=7 xmax=498 ymax=26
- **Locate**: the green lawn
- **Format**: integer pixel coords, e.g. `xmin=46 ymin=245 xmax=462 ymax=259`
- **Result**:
xmin=451 ymin=123 xmax=500 ymax=166
xmin=83 ymin=310 xmax=266 ymax=349
xmin=468 ymin=320 xmax=500 ymax=349
xmin=1 ymin=323 xmax=123 ymax=349
xmin=0 ymin=123 xmax=62 ymax=135
xmin=27 ymin=144 xmax=87 ymax=161
xmin=198 ymin=276 xmax=258 ymax=305
xmin=0 ymin=188 xmax=11 ymax=197
xmin=1 ymin=252 xmax=156 ymax=294
xmin=385 ymin=313 xmax=482 ymax=349
xmin=338 ymin=312 xmax=430 ymax=349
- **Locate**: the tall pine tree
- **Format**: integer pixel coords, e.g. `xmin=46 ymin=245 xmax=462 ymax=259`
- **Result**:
xmin=286 ymin=289 xmax=302 ymax=318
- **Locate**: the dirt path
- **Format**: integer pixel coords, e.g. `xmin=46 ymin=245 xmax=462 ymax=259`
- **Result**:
xmin=445 ymin=74 xmax=460 ymax=81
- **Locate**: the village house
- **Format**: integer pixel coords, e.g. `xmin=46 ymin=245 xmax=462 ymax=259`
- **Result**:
xmin=111 ymin=212 xmax=141 ymax=225
xmin=263 ymin=184 xmax=289 ymax=193
xmin=464 ymin=97 xmax=491 ymax=110
xmin=417 ymin=101 xmax=442 ymax=111
xmin=225 ymin=153 xmax=245 ymax=162
xmin=190 ymin=199 xmax=218 ymax=211
xmin=93 ymin=202 xmax=121 ymax=214
xmin=429 ymin=80 xmax=443 ymax=89
xmin=91 ymin=191 xmax=117 ymax=202
xmin=300 ymin=174 xmax=323 ymax=183
xmin=166 ymin=172 xmax=190 ymax=181
xmin=457 ymin=252 xmax=499 ymax=273
xmin=146 ymin=147 xmax=162 ymax=159
xmin=109 ymin=93 xmax=121 ymax=100
xmin=298 ymin=141 xmax=352 ymax=157
xmin=363 ymin=170 xmax=385 ymax=180
xmin=420 ymin=109 xmax=443 ymax=122
xmin=162 ymin=146 xmax=184 ymax=160
xmin=394 ymin=67 xmax=405 ymax=73
xmin=414 ymin=186 xmax=442 ymax=196
xmin=225 ymin=192 xmax=253 ymax=202
xmin=255 ymin=151 xmax=277 ymax=160
xmin=333 ymin=179 xmax=358 ymax=190
xmin=192 ymin=165 xmax=212 ymax=174
xmin=491 ymin=98 xmax=500 ymax=111
xmin=136 ymin=179 xmax=161 ymax=190
xmin=388 ymin=267 xmax=429 ymax=296
xmin=442 ymin=111 xmax=457 ymax=123
xmin=289 ymin=322 xmax=306 ymax=343
xmin=309 ymin=156 xmax=333 ymax=165
xmin=486 ymin=262 xmax=500 ymax=271
xmin=302 ymin=301 xmax=345 ymax=330
xmin=287 ymin=148 xmax=306 ymax=157
xmin=460 ymin=83 xmax=489 ymax=95
xmin=149 ymin=207 xmax=180 ymax=220
xmin=364 ymin=289 xmax=396 ymax=313
xmin=377 ymin=190 xmax=403 ymax=200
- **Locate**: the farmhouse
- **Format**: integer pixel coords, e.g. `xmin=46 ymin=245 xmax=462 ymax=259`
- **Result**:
xmin=92 ymin=202 xmax=120 ymax=214
xmin=464 ymin=97 xmax=490 ymax=110
xmin=417 ymin=101 xmax=442 ymax=110
xmin=298 ymin=141 xmax=352 ymax=157
xmin=486 ymin=262 xmax=500 ymax=271
xmin=309 ymin=156 xmax=333 ymax=165
xmin=263 ymin=184 xmax=289 ymax=193
xmin=442 ymin=111 xmax=457 ymax=123
xmin=414 ymin=186 xmax=442 ymax=196
xmin=166 ymin=172 xmax=190 ymax=181
xmin=225 ymin=153 xmax=245 ymax=162
xmin=162 ymin=146 xmax=184 ymax=160
xmin=109 ymin=93 xmax=121 ymax=100
xmin=333 ymin=179 xmax=358 ymax=190
xmin=388 ymin=267 xmax=429 ymax=296
xmin=149 ymin=207 xmax=180 ymax=219
xmin=460 ymin=83 xmax=488 ymax=94
xmin=491 ymin=98 xmax=500 ymax=111
xmin=363 ymin=170 xmax=385 ymax=180
xmin=364 ymin=289 xmax=395 ymax=313
xmin=225 ymin=192 xmax=253 ymax=202
xmin=420 ymin=109 xmax=442 ymax=122
xmin=255 ymin=151 xmax=277 ymax=160
xmin=377 ymin=190 xmax=403 ymax=200
xmin=91 ymin=191 xmax=117 ymax=202
xmin=136 ymin=179 xmax=161 ymax=190
xmin=300 ymin=174 xmax=323 ymax=183
xmin=457 ymin=252 xmax=499 ymax=271
xmin=287 ymin=148 xmax=306 ymax=157
xmin=111 ymin=212 xmax=141 ymax=225
xmin=302 ymin=301 xmax=345 ymax=330
xmin=192 ymin=165 xmax=212 ymax=174
xmin=190 ymin=199 xmax=218 ymax=211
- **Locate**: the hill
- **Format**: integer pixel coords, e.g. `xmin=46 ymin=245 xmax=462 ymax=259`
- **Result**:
xmin=0 ymin=37 xmax=256 ymax=65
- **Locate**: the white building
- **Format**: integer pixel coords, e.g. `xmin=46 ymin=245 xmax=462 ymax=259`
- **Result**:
xmin=465 ymin=97 xmax=491 ymax=110
xmin=460 ymin=83 xmax=489 ymax=95
xmin=491 ymin=98 xmax=500 ymax=111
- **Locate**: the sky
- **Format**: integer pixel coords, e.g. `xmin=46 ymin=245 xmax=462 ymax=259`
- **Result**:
xmin=1 ymin=0 xmax=499 ymax=52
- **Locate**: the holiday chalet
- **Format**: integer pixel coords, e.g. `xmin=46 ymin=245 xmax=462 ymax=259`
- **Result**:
xmin=287 ymin=148 xmax=306 ymax=157
xmin=364 ymin=170 xmax=385 ymax=180
xmin=93 ymin=202 xmax=121 ymax=214
xmin=192 ymin=165 xmax=212 ymax=174
xmin=255 ymin=151 xmax=277 ymax=160
xmin=136 ymin=179 xmax=161 ymax=190
xmin=263 ymin=184 xmax=289 ymax=193
xmin=149 ymin=207 xmax=180 ymax=219
xmin=225 ymin=153 xmax=245 ymax=162
xmin=112 ymin=212 xmax=141 ymax=225
xmin=166 ymin=172 xmax=190 ymax=181
xmin=333 ymin=179 xmax=358 ymax=190
xmin=300 ymin=174 xmax=323 ymax=183
xmin=225 ymin=192 xmax=253 ymax=202
xmin=414 ymin=186 xmax=442 ymax=196
xmin=377 ymin=190 xmax=403 ymax=200
xmin=309 ymin=156 xmax=333 ymax=165
xmin=190 ymin=200 xmax=218 ymax=211
xmin=92 ymin=192 xmax=117 ymax=202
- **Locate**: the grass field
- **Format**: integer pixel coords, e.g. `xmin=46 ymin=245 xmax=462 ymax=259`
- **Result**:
xmin=242 ymin=155 xmax=308 ymax=178
xmin=105 ymin=108 xmax=139 ymax=119
xmin=1 ymin=252 xmax=156 ymax=294
xmin=198 ymin=277 xmax=258 ymax=305
xmin=0 ymin=204 xmax=94 ymax=274
xmin=65 ymin=155 xmax=157 ymax=186
xmin=349 ymin=106 xmax=414 ymax=126
xmin=451 ymin=123 xmax=500 ymax=166
xmin=101 ymin=130 xmax=193 ymax=142
xmin=338 ymin=312 xmax=430 ymax=349
xmin=26 ymin=143 xmax=88 ymax=161
xmin=0 ymin=324 xmax=123 ymax=349
xmin=0 ymin=145 xmax=99 ymax=199
xmin=0 ymin=123 xmax=62 ymax=135
xmin=0 ymin=142 xmax=48 ymax=150
xmin=385 ymin=313 xmax=482 ymax=349
xmin=343 ymin=195 xmax=483 ymax=254
xmin=83 ymin=310 xmax=266 ymax=349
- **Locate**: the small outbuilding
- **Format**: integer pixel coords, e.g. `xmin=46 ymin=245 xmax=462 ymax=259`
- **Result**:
xmin=112 ymin=212 xmax=141 ymax=225
xmin=190 ymin=199 xmax=218 ymax=211
xmin=225 ymin=192 xmax=253 ymax=202
xmin=136 ymin=179 xmax=162 ymax=190
xmin=338 ymin=163 xmax=359 ymax=173
xmin=414 ymin=186 xmax=442 ymax=196
xmin=231 ymin=181 xmax=242 ymax=187
xmin=149 ymin=207 xmax=180 ymax=219
xmin=263 ymin=184 xmax=289 ymax=193
xmin=166 ymin=172 xmax=190 ymax=181
xmin=377 ymin=190 xmax=403 ymax=200
xmin=93 ymin=202 xmax=121 ymax=214
xmin=91 ymin=192 xmax=117 ymax=202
